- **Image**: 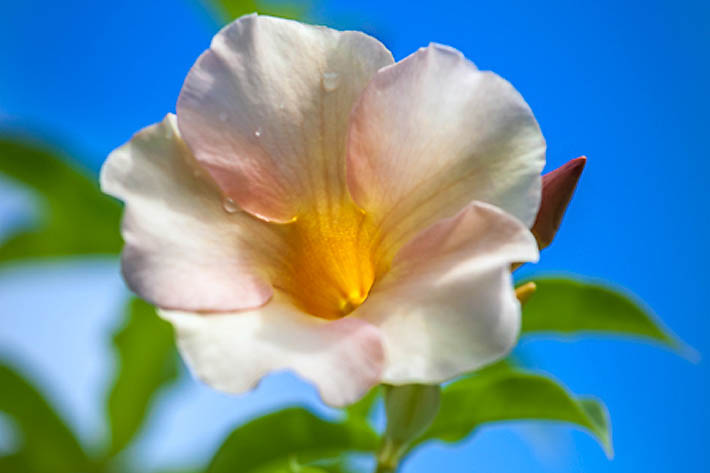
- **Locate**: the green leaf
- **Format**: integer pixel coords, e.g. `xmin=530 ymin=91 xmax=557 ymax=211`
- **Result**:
xmin=259 ymin=459 xmax=332 ymax=473
xmin=208 ymin=408 xmax=379 ymax=473
xmin=152 ymin=469 xmax=203 ymax=473
xmin=520 ymin=277 xmax=678 ymax=348
xmin=105 ymin=298 xmax=179 ymax=456
xmin=0 ymin=363 xmax=91 ymax=472
xmin=415 ymin=366 xmax=612 ymax=457
xmin=152 ymin=470 xmax=203 ymax=473
xmin=200 ymin=0 xmax=309 ymax=24
xmin=251 ymin=456 xmax=355 ymax=473
xmin=0 ymin=453 xmax=31 ymax=472
xmin=0 ymin=139 xmax=122 ymax=262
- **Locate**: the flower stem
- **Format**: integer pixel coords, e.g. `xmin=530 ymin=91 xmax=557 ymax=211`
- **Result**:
xmin=375 ymin=438 xmax=400 ymax=473
xmin=373 ymin=384 xmax=441 ymax=473
xmin=375 ymin=463 xmax=396 ymax=473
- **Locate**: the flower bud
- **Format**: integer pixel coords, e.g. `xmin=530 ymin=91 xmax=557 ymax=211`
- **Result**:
xmin=378 ymin=384 xmax=441 ymax=469
xmin=532 ymin=156 xmax=586 ymax=249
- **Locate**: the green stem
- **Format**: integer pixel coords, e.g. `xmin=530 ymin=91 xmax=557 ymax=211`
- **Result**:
xmin=375 ymin=438 xmax=401 ymax=473
xmin=375 ymin=464 xmax=396 ymax=473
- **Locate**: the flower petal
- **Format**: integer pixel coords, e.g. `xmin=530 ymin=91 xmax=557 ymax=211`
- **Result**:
xmin=347 ymin=44 xmax=546 ymax=248
xmin=355 ymin=201 xmax=539 ymax=384
xmin=160 ymin=293 xmax=385 ymax=407
xmin=177 ymin=14 xmax=394 ymax=222
xmin=101 ymin=114 xmax=283 ymax=312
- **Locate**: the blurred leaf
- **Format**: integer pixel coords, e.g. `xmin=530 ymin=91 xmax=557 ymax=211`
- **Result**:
xmin=260 ymin=459 xmax=331 ymax=473
xmin=261 ymin=467 xmax=329 ymax=473
xmin=201 ymin=0 xmax=309 ymax=24
xmin=208 ymin=408 xmax=378 ymax=473
xmin=152 ymin=470 xmax=203 ymax=473
xmin=106 ymin=298 xmax=179 ymax=456
xmin=252 ymin=459 xmax=352 ymax=473
xmin=0 ymin=363 xmax=90 ymax=472
xmin=414 ymin=366 xmax=612 ymax=457
xmin=284 ymin=468 xmax=329 ymax=473
xmin=345 ymin=386 xmax=380 ymax=421
xmin=0 ymin=139 xmax=121 ymax=262
xmin=297 ymin=456 xmax=359 ymax=473
xmin=520 ymin=277 xmax=678 ymax=348
xmin=0 ymin=453 xmax=30 ymax=471
xmin=303 ymin=460 xmax=356 ymax=473
xmin=153 ymin=470 xmax=203 ymax=473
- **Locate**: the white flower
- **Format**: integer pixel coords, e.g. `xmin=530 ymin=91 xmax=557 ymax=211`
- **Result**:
xmin=101 ymin=14 xmax=545 ymax=406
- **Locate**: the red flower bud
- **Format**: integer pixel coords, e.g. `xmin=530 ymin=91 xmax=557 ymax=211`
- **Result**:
xmin=531 ymin=156 xmax=586 ymax=249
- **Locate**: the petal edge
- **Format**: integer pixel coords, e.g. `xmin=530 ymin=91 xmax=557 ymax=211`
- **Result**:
xmin=356 ymin=201 xmax=539 ymax=384
xmin=161 ymin=294 xmax=385 ymax=407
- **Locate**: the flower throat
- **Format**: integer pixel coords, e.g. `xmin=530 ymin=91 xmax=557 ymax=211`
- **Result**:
xmin=274 ymin=200 xmax=386 ymax=320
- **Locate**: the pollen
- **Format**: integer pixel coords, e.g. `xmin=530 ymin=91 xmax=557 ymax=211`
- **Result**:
xmin=274 ymin=200 xmax=386 ymax=319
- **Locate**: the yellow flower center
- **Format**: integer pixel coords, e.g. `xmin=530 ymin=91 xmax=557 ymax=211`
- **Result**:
xmin=274 ymin=200 xmax=386 ymax=320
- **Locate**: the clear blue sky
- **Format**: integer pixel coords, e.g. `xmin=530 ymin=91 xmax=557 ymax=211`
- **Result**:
xmin=0 ymin=0 xmax=708 ymax=471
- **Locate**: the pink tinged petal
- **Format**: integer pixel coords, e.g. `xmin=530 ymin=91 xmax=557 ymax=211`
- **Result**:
xmin=160 ymin=293 xmax=385 ymax=407
xmin=347 ymin=44 xmax=546 ymax=248
xmin=355 ymin=201 xmax=539 ymax=384
xmin=532 ymin=156 xmax=586 ymax=249
xmin=177 ymin=14 xmax=394 ymax=222
xmin=100 ymin=114 xmax=282 ymax=312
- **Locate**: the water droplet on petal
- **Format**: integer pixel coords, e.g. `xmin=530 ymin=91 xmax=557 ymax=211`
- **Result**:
xmin=322 ymin=72 xmax=339 ymax=92
xmin=222 ymin=197 xmax=238 ymax=214
xmin=218 ymin=112 xmax=228 ymax=122
xmin=254 ymin=128 xmax=262 ymax=137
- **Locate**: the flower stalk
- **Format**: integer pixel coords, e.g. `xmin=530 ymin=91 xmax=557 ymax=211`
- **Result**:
xmin=375 ymin=384 xmax=441 ymax=472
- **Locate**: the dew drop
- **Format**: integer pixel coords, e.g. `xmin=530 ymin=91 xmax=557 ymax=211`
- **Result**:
xmin=222 ymin=197 xmax=238 ymax=214
xmin=218 ymin=112 xmax=228 ymax=122
xmin=321 ymin=72 xmax=340 ymax=92
xmin=254 ymin=127 xmax=262 ymax=137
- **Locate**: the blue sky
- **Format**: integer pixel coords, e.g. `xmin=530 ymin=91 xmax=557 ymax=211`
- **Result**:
xmin=0 ymin=0 xmax=708 ymax=471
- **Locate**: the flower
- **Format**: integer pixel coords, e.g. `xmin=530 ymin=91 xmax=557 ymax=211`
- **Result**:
xmin=101 ymin=14 xmax=546 ymax=406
